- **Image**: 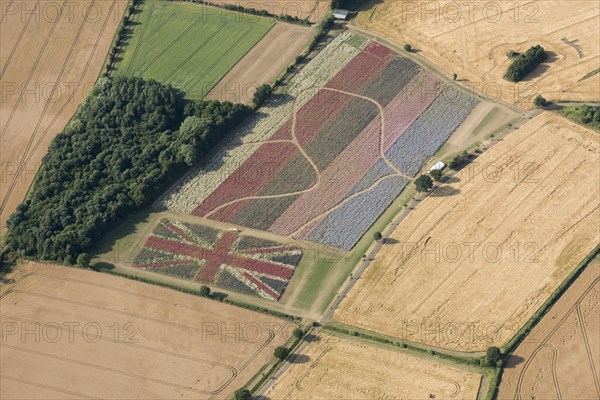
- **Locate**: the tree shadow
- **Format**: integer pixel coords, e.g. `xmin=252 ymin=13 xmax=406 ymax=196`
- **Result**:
xmin=521 ymin=51 xmax=559 ymax=81
xmin=288 ymin=354 xmax=310 ymax=364
xmin=442 ymin=175 xmax=461 ymax=184
xmin=431 ymin=186 xmax=461 ymax=197
xmin=383 ymin=237 xmax=400 ymax=245
xmin=91 ymin=261 xmax=115 ymax=271
xmin=505 ymin=355 xmax=526 ymax=368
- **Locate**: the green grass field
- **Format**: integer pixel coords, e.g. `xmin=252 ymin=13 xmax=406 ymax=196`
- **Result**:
xmin=116 ymin=0 xmax=274 ymax=99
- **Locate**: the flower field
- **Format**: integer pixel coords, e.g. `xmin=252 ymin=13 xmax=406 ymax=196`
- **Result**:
xmin=163 ymin=33 xmax=478 ymax=250
xmin=133 ymin=219 xmax=302 ymax=300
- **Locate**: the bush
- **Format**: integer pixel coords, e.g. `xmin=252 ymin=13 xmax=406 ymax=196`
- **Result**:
xmin=274 ymin=346 xmax=290 ymax=361
xmin=199 ymin=285 xmax=210 ymax=297
xmin=374 ymin=232 xmax=383 ymax=241
xmin=234 ymin=388 xmax=251 ymax=400
xmin=483 ymin=346 xmax=502 ymax=367
xmin=253 ymin=84 xmax=272 ymax=108
xmin=534 ymin=95 xmax=548 ymax=108
xmin=414 ymin=175 xmax=433 ymax=192
xmin=429 ymin=169 xmax=442 ymax=181
xmin=293 ymin=328 xmax=304 ymax=339
xmin=504 ymin=45 xmax=547 ymax=82
xmin=448 ymin=151 xmax=469 ymax=169
xmin=404 ymin=44 xmax=412 ymax=52
xmin=76 ymin=253 xmax=91 ymax=268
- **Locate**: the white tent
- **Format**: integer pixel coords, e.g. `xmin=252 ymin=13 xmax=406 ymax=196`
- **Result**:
xmin=430 ymin=161 xmax=446 ymax=171
xmin=333 ymin=9 xmax=349 ymax=19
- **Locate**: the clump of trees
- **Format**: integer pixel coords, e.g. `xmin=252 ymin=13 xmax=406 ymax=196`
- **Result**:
xmin=534 ymin=95 xmax=549 ymax=108
xmin=234 ymin=388 xmax=251 ymax=400
xmin=414 ymin=175 xmax=433 ymax=192
xmin=274 ymin=346 xmax=290 ymax=361
xmin=448 ymin=151 xmax=470 ymax=169
xmin=5 ymin=76 xmax=250 ymax=263
xmin=504 ymin=45 xmax=548 ymax=82
xmin=481 ymin=346 xmax=503 ymax=367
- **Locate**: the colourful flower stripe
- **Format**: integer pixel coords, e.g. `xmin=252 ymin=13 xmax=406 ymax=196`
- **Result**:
xmin=269 ymin=71 xmax=439 ymax=235
xmin=305 ymin=176 xmax=409 ymax=249
xmin=364 ymin=41 xmax=396 ymax=59
xmin=133 ymin=219 xmax=302 ymax=300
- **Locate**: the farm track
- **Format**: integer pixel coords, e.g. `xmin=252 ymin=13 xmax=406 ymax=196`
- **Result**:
xmin=0 ymin=0 xmax=118 ymax=218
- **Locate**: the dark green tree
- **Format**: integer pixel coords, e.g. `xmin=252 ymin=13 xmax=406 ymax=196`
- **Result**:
xmin=234 ymin=388 xmax=251 ymax=400
xmin=374 ymin=232 xmax=383 ymax=241
xmin=199 ymin=285 xmax=211 ymax=297
xmin=483 ymin=346 xmax=502 ymax=367
xmin=414 ymin=175 xmax=433 ymax=192
xmin=430 ymin=169 xmax=442 ymax=181
xmin=404 ymin=44 xmax=412 ymax=52
xmin=293 ymin=328 xmax=304 ymax=340
xmin=253 ymin=84 xmax=272 ymax=107
xmin=76 ymin=253 xmax=91 ymax=268
xmin=274 ymin=346 xmax=290 ymax=361
xmin=534 ymin=95 xmax=548 ymax=108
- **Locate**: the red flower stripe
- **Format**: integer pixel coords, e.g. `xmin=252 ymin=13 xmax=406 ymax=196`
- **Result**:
xmin=364 ymin=42 xmax=396 ymax=59
xmin=233 ymin=256 xmax=294 ymax=280
xmin=242 ymin=246 xmax=299 ymax=255
xmin=198 ymin=231 xmax=238 ymax=282
xmin=164 ymin=222 xmax=195 ymax=244
xmin=242 ymin=272 xmax=280 ymax=300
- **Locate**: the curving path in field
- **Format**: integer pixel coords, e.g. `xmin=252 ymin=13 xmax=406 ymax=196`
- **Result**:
xmin=204 ymin=87 xmax=413 ymax=229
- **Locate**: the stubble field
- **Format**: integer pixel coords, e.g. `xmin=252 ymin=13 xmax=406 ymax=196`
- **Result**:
xmin=334 ymin=112 xmax=600 ymax=351
xmin=0 ymin=262 xmax=293 ymax=399
xmin=498 ymin=257 xmax=600 ymax=400
xmin=0 ymin=0 xmax=127 ymax=230
xmin=264 ymin=333 xmax=482 ymax=399
xmin=206 ymin=22 xmax=314 ymax=104
xmin=357 ymin=0 xmax=600 ymax=107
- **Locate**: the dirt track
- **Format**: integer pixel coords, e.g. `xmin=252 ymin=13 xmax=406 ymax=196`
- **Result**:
xmin=334 ymin=112 xmax=600 ymax=352
xmin=0 ymin=0 xmax=127 ymax=231
xmin=498 ymin=257 xmax=600 ymax=400
xmin=0 ymin=262 xmax=292 ymax=399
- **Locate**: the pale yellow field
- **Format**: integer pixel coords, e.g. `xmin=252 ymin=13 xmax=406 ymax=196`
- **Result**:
xmin=334 ymin=112 xmax=600 ymax=352
xmin=0 ymin=262 xmax=293 ymax=399
xmin=498 ymin=258 xmax=600 ymax=400
xmin=206 ymin=22 xmax=314 ymax=104
xmin=356 ymin=0 xmax=600 ymax=107
xmin=264 ymin=333 xmax=482 ymax=399
xmin=0 ymin=0 xmax=127 ymax=230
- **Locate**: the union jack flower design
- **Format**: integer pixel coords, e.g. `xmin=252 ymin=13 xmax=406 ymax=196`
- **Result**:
xmin=133 ymin=219 xmax=302 ymax=300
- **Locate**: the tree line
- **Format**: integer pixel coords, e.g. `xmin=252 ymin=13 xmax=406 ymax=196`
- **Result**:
xmin=5 ymin=76 xmax=250 ymax=264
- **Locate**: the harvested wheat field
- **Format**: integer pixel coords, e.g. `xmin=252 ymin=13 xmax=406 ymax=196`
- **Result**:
xmin=0 ymin=0 xmax=127 ymax=230
xmin=498 ymin=257 xmax=600 ymax=400
xmin=0 ymin=262 xmax=293 ymax=399
xmin=206 ymin=22 xmax=314 ymax=104
xmin=211 ymin=0 xmax=330 ymax=22
xmin=334 ymin=112 xmax=600 ymax=352
xmin=357 ymin=0 xmax=600 ymax=107
xmin=264 ymin=333 xmax=482 ymax=399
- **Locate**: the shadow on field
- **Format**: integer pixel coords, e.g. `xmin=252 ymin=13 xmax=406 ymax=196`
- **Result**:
xmin=522 ymin=51 xmax=559 ymax=82
xmin=505 ymin=355 xmax=526 ymax=368
xmin=288 ymin=354 xmax=311 ymax=364
xmin=383 ymin=238 xmax=400 ymax=245
xmin=431 ymin=186 xmax=461 ymax=197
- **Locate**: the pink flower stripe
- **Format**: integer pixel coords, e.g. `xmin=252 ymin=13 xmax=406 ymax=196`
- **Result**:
xmin=164 ymin=222 xmax=195 ymax=243
xmin=364 ymin=42 xmax=396 ymax=59
xmin=269 ymin=72 xmax=442 ymax=235
xmin=242 ymin=272 xmax=280 ymax=300
xmin=325 ymin=50 xmax=387 ymax=93
xmin=234 ymin=257 xmax=294 ymax=280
